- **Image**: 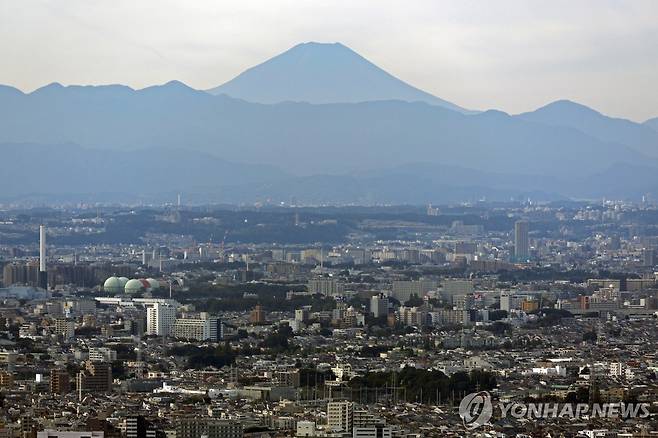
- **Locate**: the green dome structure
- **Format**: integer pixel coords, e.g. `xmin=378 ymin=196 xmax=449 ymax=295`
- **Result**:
xmin=146 ymin=278 xmax=160 ymax=291
xmin=103 ymin=277 xmax=123 ymax=294
xmin=124 ymin=278 xmax=144 ymax=294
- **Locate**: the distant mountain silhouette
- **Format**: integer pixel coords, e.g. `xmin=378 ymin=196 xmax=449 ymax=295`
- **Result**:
xmin=207 ymin=42 xmax=472 ymax=113
xmin=7 ymin=143 xmax=658 ymax=204
xmin=645 ymin=117 xmax=658 ymax=132
xmin=0 ymin=143 xmax=566 ymax=203
xmin=0 ymin=142 xmax=288 ymax=201
xmin=0 ymin=82 xmax=649 ymax=180
xmin=517 ymin=100 xmax=658 ymax=158
xmin=2 ymin=78 xmax=658 ymax=202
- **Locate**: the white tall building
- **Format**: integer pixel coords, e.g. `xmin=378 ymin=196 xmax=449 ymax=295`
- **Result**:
xmin=370 ymin=293 xmax=389 ymax=317
xmin=500 ymin=291 xmax=512 ymax=312
xmin=146 ymin=303 xmax=176 ymax=336
xmin=88 ymin=347 xmax=117 ymax=362
xmin=173 ymin=318 xmax=211 ymax=341
xmin=327 ymin=401 xmax=354 ymax=432
xmin=172 ymin=313 xmax=221 ymax=341
xmin=308 ymin=277 xmax=343 ymax=296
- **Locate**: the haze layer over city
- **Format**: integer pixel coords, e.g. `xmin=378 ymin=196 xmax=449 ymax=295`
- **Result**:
xmin=1 ymin=1 xmax=658 ymax=437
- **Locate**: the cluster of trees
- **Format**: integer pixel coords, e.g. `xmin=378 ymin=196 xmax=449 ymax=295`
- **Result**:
xmin=299 ymin=367 xmax=336 ymax=387
xmin=523 ymin=308 xmax=573 ymax=328
xmin=357 ymin=345 xmax=392 ymax=358
xmin=488 ymin=309 xmax=508 ymax=321
xmin=184 ymin=283 xmax=335 ymax=313
xmin=497 ymin=268 xmax=594 ymax=283
xmin=167 ymin=343 xmax=236 ymax=369
xmin=484 ymin=321 xmax=512 ymax=335
xmin=39 ymin=208 xmax=353 ymax=245
xmin=583 ymin=330 xmax=598 ymax=344
xmin=197 ymin=294 xmax=335 ymax=313
xmin=260 ymin=325 xmax=296 ymax=352
xmin=187 ymin=282 xmax=300 ymax=298
xmin=348 ymin=367 xmax=496 ymax=405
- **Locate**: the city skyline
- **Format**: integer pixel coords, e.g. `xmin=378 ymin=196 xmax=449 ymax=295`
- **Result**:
xmin=2 ymin=2 xmax=658 ymax=435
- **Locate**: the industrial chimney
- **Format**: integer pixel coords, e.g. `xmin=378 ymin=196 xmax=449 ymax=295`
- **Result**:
xmin=39 ymin=225 xmax=47 ymax=289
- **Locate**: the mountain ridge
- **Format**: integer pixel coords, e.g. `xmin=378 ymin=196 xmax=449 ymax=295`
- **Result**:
xmin=645 ymin=117 xmax=658 ymax=132
xmin=517 ymin=100 xmax=658 ymax=158
xmin=6 ymin=143 xmax=658 ymax=204
xmin=1 ymin=40 xmax=657 ymax=202
xmin=208 ymin=42 xmax=472 ymax=113
xmin=0 ymin=142 xmax=289 ymax=198
xmin=0 ymin=81 xmax=652 ymax=180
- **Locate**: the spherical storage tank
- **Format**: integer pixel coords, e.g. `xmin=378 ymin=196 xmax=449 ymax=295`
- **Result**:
xmin=124 ymin=278 xmax=144 ymax=294
xmin=103 ymin=276 xmax=123 ymax=294
xmin=118 ymin=277 xmax=129 ymax=288
xmin=139 ymin=279 xmax=151 ymax=291
xmin=146 ymin=278 xmax=160 ymax=291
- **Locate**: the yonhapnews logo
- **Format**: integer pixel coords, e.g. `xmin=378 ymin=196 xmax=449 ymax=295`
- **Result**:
xmin=459 ymin=391 xmax=493 ymax=429
xmin=458 ymin=391 xmax=650 ymax=430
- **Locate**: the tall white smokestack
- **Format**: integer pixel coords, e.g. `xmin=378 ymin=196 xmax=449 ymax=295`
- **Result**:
xmin=39 ymin=225 xmax=48 ymax=290
xmin=39 ymin=225 xmax=46 ymax=272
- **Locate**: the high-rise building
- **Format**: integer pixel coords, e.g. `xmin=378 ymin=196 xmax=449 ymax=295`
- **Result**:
xmin=2 ymin=261 xmax=40 ymax=287
xmin=429 ymin=309 xmax=471 ymax=326
xmin=77 ymin=361 xmax=112 ymax=396
xmin=521 ymin=299 xmax=539 ymax=313
xmin=352 ymin=426 xmax=393 ymax=438
xmin=50 ymin=369 xmax=70 ymax=394
xmin=295 ymin=308 xmax=310 ymax=323
xmin=296 ymin=421 xmax=316 ymax=437
xmin=307 ymin=277 xmax=343 ymax=296
xmin=124 ymin=416 xmax=163 ymax=438
xmin=441 ymin=280 xmax=474 ymax=300
xmin=85 ymin=419 xmax=120 ymax=438
xmin=54 ymin=318 xmax=75 ymax=341
xmin=327 ymin=401 xmax=354 ymax=432
xmin=353 ymin=409 xmax=384 ymax=428
xmin=124 ymin=416 xmax=145 ymax=438
xmin=175 ymin=418 xmax=243 ymax=438
xmin=173 ymin=318 xmax=211 ymax=341
xmin=146 ymin=303 xmax=176 ymax=336
xmin=274 ymin=370 xmax=301 ymax=387
xmin=398 ymin=306 xmax=428 ymax=327
xmin=173 ymin=313 xmax=220 ymax=341
xmin=249 ymin=305 xmax=266 ymax=324
xmin=20 ymin=414 xmax=36 ymax=438
xmin=352 ymin=411 xmax=393 ymax=438
xmin=500 ymin=291 xmax=512 ymax=312
xmin=89 ymin=347 xmax=117 ymax=362
xmin=391 ymin=280 xmax=436 ymax=303
xmin=0 ymin=371 xmax=14 ymax=388
xmin=514 ymin=220 xmax=529 ymax=262
xmin=452 ymin=293 xmax=475 ymax=310
xmin=370 ymin=293 xmax=389 ymax=317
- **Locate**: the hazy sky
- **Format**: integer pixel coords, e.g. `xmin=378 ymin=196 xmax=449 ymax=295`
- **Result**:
xmin=1 ymin=0 xmax=657 ymax=121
